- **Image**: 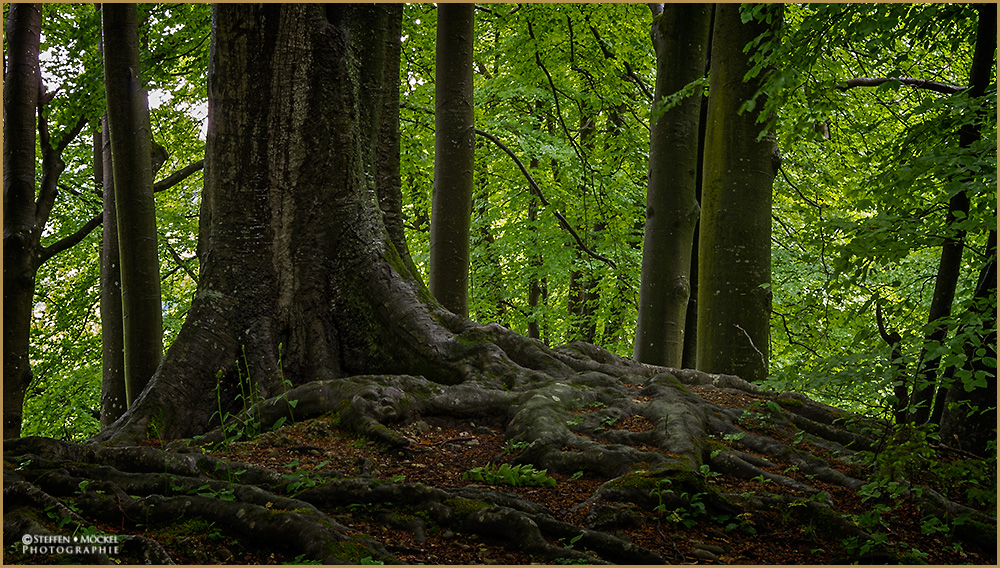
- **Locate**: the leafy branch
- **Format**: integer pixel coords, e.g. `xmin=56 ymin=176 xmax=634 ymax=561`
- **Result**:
xmin=473 ymin=127 xmax=616 ymax=269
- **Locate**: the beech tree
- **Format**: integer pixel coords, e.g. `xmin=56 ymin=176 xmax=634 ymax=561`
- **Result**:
xmin=5 ymin=6 xmax=995 ymax=564
xmin=97 ymin=119 xmax=126 ymax=427
xmin=101 ymin=3 xmax=164 ymax=406
xmin=3 ymin=3 xmax=99 ymax=438
xmin=906 ymin=2 xmax=996 ymax=426
xmin=429 ymin=3 xmax=476 ymax=317
xmin=696 ymin=4 xmax=779 ymax=382
xmin=632 ymin=3 xmax=712 ymax=368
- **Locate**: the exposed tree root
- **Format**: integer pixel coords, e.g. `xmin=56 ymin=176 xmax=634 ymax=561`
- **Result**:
xmin=5 ymin=330 xmax=995 ymax=563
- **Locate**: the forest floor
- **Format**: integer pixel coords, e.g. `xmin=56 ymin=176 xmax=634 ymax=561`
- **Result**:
xmin=7 ymin=385 xmax=996 ymax=565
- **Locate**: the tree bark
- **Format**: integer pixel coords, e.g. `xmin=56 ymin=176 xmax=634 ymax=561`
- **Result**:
xmin=373 ymin=4 xmax=418 ymax=280
xmin=3 ymin=4 xmax=101 ymax=438
xmin=102 ymin=4 xmax=163 ymax=406
xmin=939 ymin=231 xmax=997 ymax=455
xmin=429 ymin=3 xmax=476 ymax=316
xmin=633 ymin=3 xmax=712 ymax=367
xmin=908 ymin=2 xmax=995 ymax=424
xmin=527 ymin=167 xmax=548 ymax=343
xmin=99 ymin=117 xmax=127 ymax=427
xmin=696 ymin=4 xmax=779 ymax=382
xmin=683 ymin=12 xmax=714 ymax=369
xmin=97 ymin=4 xmax=467 ymax=440
xmin=3 ymin=3 xmax=43 ymax=439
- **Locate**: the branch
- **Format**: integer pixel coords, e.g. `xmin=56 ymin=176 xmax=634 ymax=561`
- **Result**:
xmin=837 ymin=77 xmax=966 ymax=95
xmin=624 ymin=62 xmax=654 ymax=102
xmin=35 ymin=113 xmax=89 ymax=230
xmin=771 ymin=309 xmax=821 ymax=357
xmin=159 ymin=232 xmax=198 ymax=283
xmin=36 ymin=212 xmax=103 ymax=268
xmin=153 ymin=159 xmax=204 ymax=193
xmin=474 ymin=128 xmax=616 ymax=270
xmin=874 ymin=297 xmax=902 ymax=346
xmin=56 ymin=114 xmax=89 ymax=154
xmin=778 ymin=163 xmax=823 ymax=209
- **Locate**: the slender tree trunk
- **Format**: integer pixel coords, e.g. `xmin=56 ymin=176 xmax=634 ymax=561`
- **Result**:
xmin=102 ymin=4 xmax=163 ymax=406
xmin=472 ymin=161 xmax=506 ymax=323
xmin=374 ymin=4 xmax=417 ymax=279
xmin=99 ymin=118 xmax=127 ymax=427
xmin=633 ymin=3 xmax=712 ymax=367
xmin=567 ymin=113 xmax=599 ymax=344
xmin=682 ymin=11 xmax=714 ymax=369
xmin=429 ymin=3 xmax=475 ymax=316
xmin=939 ymin=231 xmax=997 ymax=455
xmin=527 ymin=164 xmax=547 ymax=343
xmin=696 ymin=4 xmax=779 ymax=382
xmin=2 ymin=3 xmax=42 ymax=439
xmin=908 ymin=2 xmax=995 ymax=424
xmin=3 ymin=4 xmax=101 ymax=438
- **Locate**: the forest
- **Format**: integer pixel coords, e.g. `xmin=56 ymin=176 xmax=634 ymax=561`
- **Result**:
xmin=3 ymin=2 xmax=996 ymax=565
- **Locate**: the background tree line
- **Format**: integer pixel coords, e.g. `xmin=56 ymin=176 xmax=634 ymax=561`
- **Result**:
xmin=4 ymin=3 xmax=995 ymax=456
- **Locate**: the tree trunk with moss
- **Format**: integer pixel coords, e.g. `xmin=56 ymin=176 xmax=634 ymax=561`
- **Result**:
xmin=102 ymin=3 xmax=164 ymax=406
xmin=696 ymin=4 xmax=779 ymax=382
xmin=633 ymin=3 xmax=712 ymax=367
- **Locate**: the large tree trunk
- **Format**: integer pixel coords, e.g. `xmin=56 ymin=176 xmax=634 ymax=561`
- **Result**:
xmin=696 ymin=4 xmax=779 ymax=382
xmin=2 ymin=3 xmax=43 ymax=440
xmin=98 ymin=4 xmax=468 ymax=440
xmin=633 ymin=3 xmax=712 ymax=367
xmin=429 ymin=3 xmax=476 ymax=317
xmin=102 ymin=4 xmax=164 ymax=406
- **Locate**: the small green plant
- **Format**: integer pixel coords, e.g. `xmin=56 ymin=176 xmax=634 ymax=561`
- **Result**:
xmin=649 ymin=479 xmax=706 ymax=529
xmin=358 ymin=556 xmax=384 ymax=564
xmin=273 ymin=343 xmax=299 ymax=430
xmin=595 ymin=415 xmax=619 ymax=431
xmin=463 ymin=463 xmax=557 ymax=487
xmin=281 ymin=460 xmax=331 ymax=496
xmin=565 ymin=416 xmax=584 ymax=426
xmin=571 ymin=470 xmax=584 ymax=480
xmin=503 ymin=440 xmax=530 ymax=454
xmin=283 ymin=553 xmax=321 ymax=565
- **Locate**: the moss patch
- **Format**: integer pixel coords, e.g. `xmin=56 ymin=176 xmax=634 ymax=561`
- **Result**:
xmin=443 ymin=497 xmax=491 ymax=518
